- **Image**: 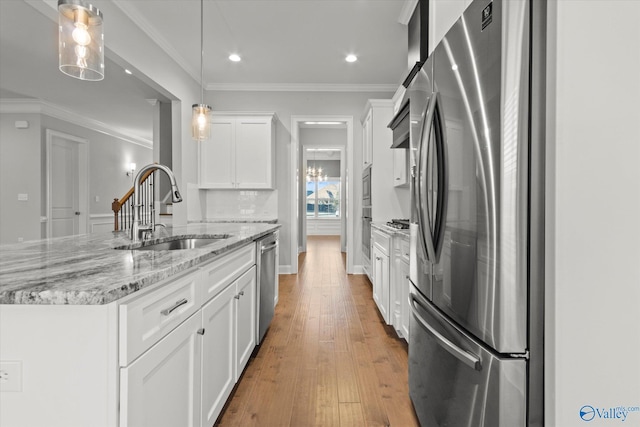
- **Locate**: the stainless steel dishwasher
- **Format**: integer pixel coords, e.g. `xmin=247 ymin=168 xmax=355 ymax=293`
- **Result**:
xmin=256 ymin=232 xmax=278 ymax=343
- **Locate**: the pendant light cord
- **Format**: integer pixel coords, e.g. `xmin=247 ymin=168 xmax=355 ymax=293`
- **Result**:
xmin=200 ymin=0 xmax=204 ymax=104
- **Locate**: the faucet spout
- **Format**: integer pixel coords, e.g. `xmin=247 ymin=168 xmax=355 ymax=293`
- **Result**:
xmin=131 ymin=164 xmax=182 ymax=241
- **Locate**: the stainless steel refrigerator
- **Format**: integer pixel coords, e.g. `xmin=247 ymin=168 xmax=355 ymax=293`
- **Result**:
xmin=406 ymin=0 xmax=545 ymax=425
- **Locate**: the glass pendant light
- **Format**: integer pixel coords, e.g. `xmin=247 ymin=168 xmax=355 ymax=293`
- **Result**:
xmin=192 ymin=0 xmax=211 ymax=141
xmin=58 ymin=0 xmax=104 ymax=81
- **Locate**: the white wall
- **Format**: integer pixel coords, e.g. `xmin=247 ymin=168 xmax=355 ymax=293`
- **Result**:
xmin=0 ymin=113 xmax=42 ymax=243
xmin=545 ymin=2 xmax=640 ymax=426
xmin=207 ymin=91 xmax=394 ymax=271
xmin=0 ymin=110 xmax=153 ymax=243
xmin=40 ymin=115 xmax=153 ymax=234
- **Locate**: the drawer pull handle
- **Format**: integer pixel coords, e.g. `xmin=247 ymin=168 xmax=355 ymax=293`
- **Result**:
xmin=234 ymin=291 xmax=245 ymax=300
xmin=234 ymin=294 xmax=240 ymax=299
xmin=197 ymin=328 xmax=206 ymax=335
xmin=161 ymin=298 xmax=188 ymax=316
xmin=239 ymin=291 xmax=244 ymax=296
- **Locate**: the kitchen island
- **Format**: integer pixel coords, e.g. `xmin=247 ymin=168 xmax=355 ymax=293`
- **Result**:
xmin=0 ymin=222 xmax=278 ymax=305
xmin=0 ymin=222 xmax=280 ymax=427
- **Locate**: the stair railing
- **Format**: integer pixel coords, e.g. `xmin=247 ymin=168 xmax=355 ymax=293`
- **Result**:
xmin=111 ymin=169 xmax=155 ymax=232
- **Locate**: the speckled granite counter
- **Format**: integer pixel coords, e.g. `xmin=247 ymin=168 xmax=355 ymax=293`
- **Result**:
xmin=371 ymin=221 xmax=410 ymax=237
xmin=0 ymin=222 xmax=280 ymax=305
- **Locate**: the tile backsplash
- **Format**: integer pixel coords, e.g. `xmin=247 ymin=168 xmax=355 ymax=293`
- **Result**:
xmin=203 ymin=190 xmax=278 ymax=221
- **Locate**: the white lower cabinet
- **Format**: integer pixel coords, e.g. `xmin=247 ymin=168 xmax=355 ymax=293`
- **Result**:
xmin=371 ymin=226 xmax=411 ymax=343
xmin=396 ymin=253 xmax=411 ymax=342
xmin=235 ymin=267 xmax=257 ymax=379
xmin=372 ymin=229 xmax=391 ymax=324
xmin=201 ymin=283 xmax=236 ymax=427
xmin=372 ymin=247 xmax=390 ymax=323
xmin=120 ymin=313 xmax=202 ymax=427
xmin=199 ymin=259 xmax=256 ymax=426
xmin=120 ymin=244 xmax=258 ymax=427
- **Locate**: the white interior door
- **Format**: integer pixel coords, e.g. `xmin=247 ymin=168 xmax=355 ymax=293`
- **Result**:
xmin=47 ymin=130 xmax=88 ymax=238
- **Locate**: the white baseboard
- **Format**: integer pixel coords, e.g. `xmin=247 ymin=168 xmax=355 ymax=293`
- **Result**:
xmin=278 ymin=265 xmax=294 ymax=275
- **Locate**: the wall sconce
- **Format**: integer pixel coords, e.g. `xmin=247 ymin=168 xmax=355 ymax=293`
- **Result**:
xmin=126 ymin=163 xmax=136 ymax=177
xmin=58 ymin=0 xmax=104 ymax=81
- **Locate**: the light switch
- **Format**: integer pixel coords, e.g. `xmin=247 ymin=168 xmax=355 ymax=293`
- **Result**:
xmin=17 ymin=193 xmax=28 ymax=201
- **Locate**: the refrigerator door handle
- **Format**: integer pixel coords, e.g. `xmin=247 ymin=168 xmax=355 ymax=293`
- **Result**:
xmin=431 ymin=92 xmax=449 ymax=259
xmin=409 ymin=293 xmax=482 ymax=371
xmin=416 ymin=95 xmax=437 ymax=262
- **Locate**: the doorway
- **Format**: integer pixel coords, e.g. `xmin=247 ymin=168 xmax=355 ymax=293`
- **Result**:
xmin=290 ymin=116 xmax=355 ymax=275
xmin=302 ymin=145 xmax=346 ymax=253
xmin=46 ymin=129 xmax=88 ymax=238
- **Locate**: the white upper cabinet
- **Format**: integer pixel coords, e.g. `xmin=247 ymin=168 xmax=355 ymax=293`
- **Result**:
xmin=362 ymin=108 xmax=373 ymax=168
xmin=199 ymin=113 xmax=277 ymax=189
xmin=393 ymin=149 xmax=409 ymax=188
xmin=428 ymin=0 xmax=473 ymax=54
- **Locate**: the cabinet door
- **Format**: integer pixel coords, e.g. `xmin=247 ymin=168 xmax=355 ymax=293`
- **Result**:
xmin=235 ymin=117 xmax=273 ymax=189
xmin=393 ymin=149 xmax=409 ymax=187
xmin=120 ymin=314 xmax=201 ymax=427
xmin=398 ymin=259 xmax=411 ymax=342
xmin=362 ymin=109 xmax=373 ymax=167
xmin=372 ymin=246 xmax=389 ymax=324
xmin=235 ymin=266 xmax=257 ymax=379
xmin=200 ymin=117 xmax=235 ymax=188
xmin=201 ymin=284 xmax=236 ymax=427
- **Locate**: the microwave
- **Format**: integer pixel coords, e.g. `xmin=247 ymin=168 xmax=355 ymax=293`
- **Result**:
xmin=362 ymin=165 xmax=371 ymax=207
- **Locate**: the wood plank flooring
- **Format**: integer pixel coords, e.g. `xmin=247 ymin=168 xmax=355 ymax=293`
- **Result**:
xmin=215 ymin=235 xmax=419 ymax=427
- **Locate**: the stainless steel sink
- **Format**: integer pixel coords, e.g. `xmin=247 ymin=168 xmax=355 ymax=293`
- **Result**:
xmin=115 ymin=235 xmax=230 ymax=251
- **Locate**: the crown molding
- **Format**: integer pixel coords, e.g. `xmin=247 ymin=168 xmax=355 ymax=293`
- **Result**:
xmin=0 ymin=99 xmax=153 ymax=148
xmin=206 ymin=82 xmax=398 ymax=93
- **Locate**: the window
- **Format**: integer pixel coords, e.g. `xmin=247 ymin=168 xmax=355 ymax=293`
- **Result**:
xmin=306 ymin=179 xmax=340 ymax=218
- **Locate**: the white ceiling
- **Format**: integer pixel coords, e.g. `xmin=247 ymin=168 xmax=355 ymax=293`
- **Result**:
xmin=0 ymin=0 xmax=412 ymax=143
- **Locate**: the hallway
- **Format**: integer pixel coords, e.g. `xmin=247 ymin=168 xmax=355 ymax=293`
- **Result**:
xmin=216 ymin=235 xmax=419 ymax=427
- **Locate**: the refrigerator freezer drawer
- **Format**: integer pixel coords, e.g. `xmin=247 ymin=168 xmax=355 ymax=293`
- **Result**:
xmin=408 ymin=288 xmax=526 ymax=427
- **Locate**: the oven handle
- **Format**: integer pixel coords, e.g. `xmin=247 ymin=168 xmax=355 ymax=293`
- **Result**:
xmin=409 ymin=293 xmax=481 ymax=371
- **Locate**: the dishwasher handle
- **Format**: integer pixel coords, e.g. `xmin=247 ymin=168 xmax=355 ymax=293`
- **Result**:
xmin=261 ymin=242 xmax=278 ymax=253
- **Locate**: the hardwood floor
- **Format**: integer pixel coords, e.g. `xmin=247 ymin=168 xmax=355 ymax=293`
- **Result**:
xmin=215 ymin=235 xmax=419 ymax=427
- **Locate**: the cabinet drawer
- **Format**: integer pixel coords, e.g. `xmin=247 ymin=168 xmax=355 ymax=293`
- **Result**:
xmin=200 ymin=244 xmax=255 ymax=302
xmin=372 ymin=228 xmax=391 ymax=255
xmin=119 ymin=272 xmax=200 ymax=366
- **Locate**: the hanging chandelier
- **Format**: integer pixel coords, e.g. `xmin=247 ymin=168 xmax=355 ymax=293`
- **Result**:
xmin=306 ymin=151 xmax=327 ymax=182
xmin=306 ymin=165 xmax=327 ymax=182
xmin=192 ymin=0 xmax=212 ymax=141
xmin=58 ymin=0 xmax=104 ymax=81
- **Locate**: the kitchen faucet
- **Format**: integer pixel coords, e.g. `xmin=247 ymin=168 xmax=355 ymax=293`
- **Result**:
xmin=131 ymin=164 xmax=182 ymax=241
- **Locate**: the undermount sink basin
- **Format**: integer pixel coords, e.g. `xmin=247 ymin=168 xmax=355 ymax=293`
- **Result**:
xmin=115 ymin=235 xmax=230 ymax=251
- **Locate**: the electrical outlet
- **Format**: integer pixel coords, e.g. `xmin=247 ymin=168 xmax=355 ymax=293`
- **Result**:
xmin=0 ymin=361 xmax=22 ymax=392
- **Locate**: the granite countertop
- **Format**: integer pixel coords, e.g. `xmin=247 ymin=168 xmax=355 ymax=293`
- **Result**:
xmin=0 ymin=222 xmax=280 ymax=305
xmin=371 ymin=221 xmax=410 ymax=237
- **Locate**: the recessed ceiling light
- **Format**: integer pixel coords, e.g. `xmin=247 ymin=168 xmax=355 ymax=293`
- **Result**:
xmin=124 ymin=69 xmax=133 ymax=75
xmin=345 ymin=54 xmax=357 ymax=63
xmin=229 ymin=54 xmax=241 ymax=62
